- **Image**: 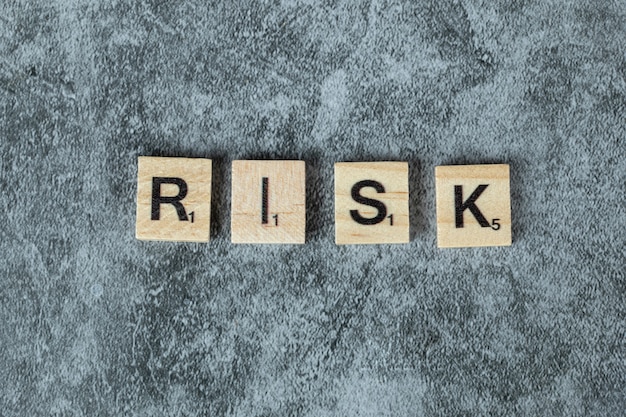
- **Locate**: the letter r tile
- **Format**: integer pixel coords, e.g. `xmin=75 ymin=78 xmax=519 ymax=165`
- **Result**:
xmin=231 ymin=160 xmax=306 ymax=244
xmin=136 ymin=156 xmax=212 ymax=242
xmin=335 ymin=162 xmax=409 ymax=245
xmin=435 ymin=164 xmax=511 ymax=248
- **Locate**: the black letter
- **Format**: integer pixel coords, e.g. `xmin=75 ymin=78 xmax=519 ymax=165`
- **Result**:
xmin=454 ymin=185 xmax=489 ymax=228
xmin=151 ymin=177 xmax=188 ymax=221
xmin=261 ymin=177 xmax=269 ymax=224
xmin=350 ymin=180 xmax=387 ymax=225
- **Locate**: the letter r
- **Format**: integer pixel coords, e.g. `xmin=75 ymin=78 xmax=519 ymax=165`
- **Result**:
xmin=151 ymin=177 xmax=189 ymax=221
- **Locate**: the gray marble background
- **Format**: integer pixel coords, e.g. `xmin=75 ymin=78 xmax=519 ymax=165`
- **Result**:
xmin=1 ymin=1 xmax=625 ymax=416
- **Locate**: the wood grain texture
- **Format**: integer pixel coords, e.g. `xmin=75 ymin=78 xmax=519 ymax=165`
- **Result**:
xmin=136 ymin=156 xmax=212 ymax=242
xmin=335 ymin=162 xmax=409 ymax=245
xmin=435 ymin=164 xmax=511 ymax=248
xmin=231 ymin=160 xmax=306 ymax=244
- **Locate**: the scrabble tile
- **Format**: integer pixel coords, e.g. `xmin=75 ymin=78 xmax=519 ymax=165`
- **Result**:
xmin=335 ymin=162 xmax=409 ymax=245
xmin=136 ymin=156 xmax=212 ymax=242
xmin=435 ymin=164 xmax=511 ymax=248
xmin=231 ymin=160 xmax=306 ymax=244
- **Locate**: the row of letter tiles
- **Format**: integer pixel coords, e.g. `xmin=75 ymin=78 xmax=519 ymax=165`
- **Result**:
xmin=136 ymin=157 xmax=512 ymax=247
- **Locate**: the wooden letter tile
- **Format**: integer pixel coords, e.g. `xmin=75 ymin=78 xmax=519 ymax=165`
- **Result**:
xmin=231 ymin=160 xmax=306 ymax=244
xmin=136 ymin=156 xmax=212 ymax=242
xmin=435 ymin=164 xmax=511 ymax=248
xmin=335 ymin=162 xmax=409 ymax=245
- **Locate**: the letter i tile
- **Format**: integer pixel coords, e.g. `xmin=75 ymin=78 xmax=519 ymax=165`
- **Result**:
xmin=231 ymin=160 xmax=306 ymax=244
xmin=435 ymin=164 xmax=511 ymax=248
xmin=136 ymin=156 xmax=212 ymax=242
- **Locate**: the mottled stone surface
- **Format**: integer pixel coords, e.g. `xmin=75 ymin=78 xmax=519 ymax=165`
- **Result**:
xmin=1 ymin=1 xmax=625 ymax=416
